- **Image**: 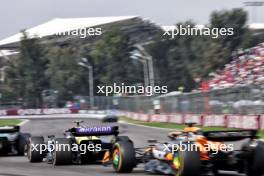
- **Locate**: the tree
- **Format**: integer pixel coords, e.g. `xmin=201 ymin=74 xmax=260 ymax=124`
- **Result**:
xmin=198 ymin=8 xmax=248 ymax=76
xmin=148 ymin=26 xmax=196 ymax=92
xmin=210 ymin=8 xmax=248 ymax=51
xmin=91 ymin=28 xmax=142 ymax=94
xmin=5 ymin=31 xmax=48 ymax=107
xmin=46 ymin=46 xmax=84 ymax=103
xmin=147 ymin=9 xmax=249 ymax=91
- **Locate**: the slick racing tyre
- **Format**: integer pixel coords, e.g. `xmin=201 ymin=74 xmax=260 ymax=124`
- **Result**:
xmin=28 ymin=136 xmax=44 ymax=162
xmin=246 ymin=141 xmax=264 ymax=176
xmin=112 ymin=140 xmax=135 ymax=173
xmin=53 ymin=138 xmax=73 ymax=165
xmin=0 ymin=138 xmax=10 ymax=156
xmin=102 ymin=115 xmax=118 ymax=123
xmin=174 ymin=150 xmax=201 ymax=176
xmin=111 ymin=135 xmax=131 ymax=144
xmin=17 ymin=133 xmax=31 ymax=156
xmin=115 ymin=136 xmax=130 ymax=142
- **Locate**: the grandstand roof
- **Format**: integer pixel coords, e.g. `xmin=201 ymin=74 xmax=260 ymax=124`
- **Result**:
xmin=0 ymin=50 xmax=19 ymax=57
xmin=0 ymin=16 xmax=137 ymax=46
xmin=249 ymin=23 xmax=264 ymax=30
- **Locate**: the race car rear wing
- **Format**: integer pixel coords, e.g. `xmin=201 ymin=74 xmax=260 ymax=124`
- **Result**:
xmin=69 ymin=126 xmax=119 ymax=136
xmin=0 ymin=126 xmax=20 ymax=133
xmin=203 ymin=130 xmax=257 ymax=141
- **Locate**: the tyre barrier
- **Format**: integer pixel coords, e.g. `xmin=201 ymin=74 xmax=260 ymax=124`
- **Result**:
xmin=121 ymin=111 xmax=264 ymax=130
xmin=0 ymin=108 xmax=79 ymax=116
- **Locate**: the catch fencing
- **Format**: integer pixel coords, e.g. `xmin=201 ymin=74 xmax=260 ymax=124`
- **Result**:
xmin=1 ymin=85 xmax=264 ymax=115
xmin=115 ymin=85 xmax=264 ymax=115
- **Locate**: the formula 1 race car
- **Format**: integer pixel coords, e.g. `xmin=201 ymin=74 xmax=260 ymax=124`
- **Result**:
xmin=0 ymin=125 xmax=31 ymax=156
xmin=101 ymin=115 xmax=118 ymax=123
xmin=27 ymin=120 xmax=132 ymax=166
xmin=103 ymin=123 xmax=264 ymax=176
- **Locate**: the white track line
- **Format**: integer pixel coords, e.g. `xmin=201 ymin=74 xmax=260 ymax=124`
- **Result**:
xmin=0 ymin=114 xmax=106 ymax=119
xmin=119 ymin=120 xmax=175 ymax=131
xmin=18 ymin=119 xmax=29 ymax=126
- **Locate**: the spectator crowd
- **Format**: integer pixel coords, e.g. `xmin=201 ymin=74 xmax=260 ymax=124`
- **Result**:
xmin=206 ymin=43 xmax=264 ymax=90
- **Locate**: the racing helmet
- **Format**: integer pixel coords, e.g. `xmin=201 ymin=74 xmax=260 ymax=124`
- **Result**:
xmin=183 ymin=122 xmax=203 ymax=134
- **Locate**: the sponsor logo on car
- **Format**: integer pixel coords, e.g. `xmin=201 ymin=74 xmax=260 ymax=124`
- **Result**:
xmin=76 ymin=126 xmax=112 ymax=134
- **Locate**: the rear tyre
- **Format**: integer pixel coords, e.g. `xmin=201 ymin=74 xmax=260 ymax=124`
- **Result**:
xmin=175 ymin=150 xmax=201 ymax=176
xmin=111 ymin=136 xmax=131 ymax=145
xmin=115 ymin=136 xmax=130 ymax=142
xmin=0 ymin=139 xmax=10 ymax=156
xmin=28 ymin=136 xmax=44 ymax=162
xmin=246 ymin=141 xmax=264 ymax=176
xmin=112 ymin=140 xmax=135 ymax=173
xmin=213 ymin=168 xmax=221 ymax=176
xmin=17 ymin=133 xmax=31 ymax=156
xmin=53 ymin=138 xmax=72 ymax=165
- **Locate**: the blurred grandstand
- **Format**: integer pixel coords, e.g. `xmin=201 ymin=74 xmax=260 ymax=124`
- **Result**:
xmin=206 ymin=42 xmax=264 ymax=90
xmin=119 ymin=41 xmax=264 ymax=115
xmin=0 ymin=15 xmax=264 ymax=115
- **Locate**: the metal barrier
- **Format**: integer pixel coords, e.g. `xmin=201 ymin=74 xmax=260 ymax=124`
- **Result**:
xmin=1 ymin=85 xmax=263 ymax=115
xmin=115 ymin=85 xmax=264 ymax=115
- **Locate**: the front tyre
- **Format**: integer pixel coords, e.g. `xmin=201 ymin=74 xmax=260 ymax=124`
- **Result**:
xmin=174 ymin=150 xmax=201 ymax=176
xmin=52 ymin=138 xmax=73 ymax=165
xmin=246 ymin=141 xmax=264 ymax=176
xmin=28 ymin=136 xmax=44 ymax=162
xmin=112 ymin=141 xmax=135 ymax=173
xmin=17 ymin=133 xmax=31 ymax=156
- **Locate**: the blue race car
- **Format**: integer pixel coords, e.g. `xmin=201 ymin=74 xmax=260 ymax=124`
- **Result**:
xmin=0 ymin=125 xmax=30 ymax=156
xmin=27 ymin=120 xmax=132 ymax=166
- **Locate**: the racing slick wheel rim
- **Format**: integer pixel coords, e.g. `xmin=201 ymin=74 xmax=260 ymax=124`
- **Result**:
xmin=113 ymin=144 xmax=122 ymax=171
xmin=173 ymin=153 xmax=181 ymax=170
xmin=175 ymin=152 xmax=184 ymax=176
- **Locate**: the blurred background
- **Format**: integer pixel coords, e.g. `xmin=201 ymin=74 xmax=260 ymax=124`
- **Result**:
xmin=0 ymin=0 xmax=264 ymax=115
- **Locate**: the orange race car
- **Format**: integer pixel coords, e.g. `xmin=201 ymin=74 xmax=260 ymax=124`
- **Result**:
xmin=103 ymin=123 xmax=264 ymax=176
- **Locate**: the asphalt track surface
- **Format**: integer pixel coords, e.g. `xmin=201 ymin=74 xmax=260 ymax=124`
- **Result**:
xmin=0 ymin=118 xmax=248 ymax=176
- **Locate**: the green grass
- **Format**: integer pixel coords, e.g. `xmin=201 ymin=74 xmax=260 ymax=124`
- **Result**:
xmin=0 ymin=119 xmax=22 ymax=126
xmin=258 ymin=131 xmax=264 ymax=138
xmin=120 ymin=116 xmax=264 ymax=138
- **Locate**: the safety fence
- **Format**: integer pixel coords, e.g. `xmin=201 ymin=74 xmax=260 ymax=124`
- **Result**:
xmin=115 ymin=85 xmax=264 ymax=115
xmin=2 ymin=85 xmax=263 ymax=115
